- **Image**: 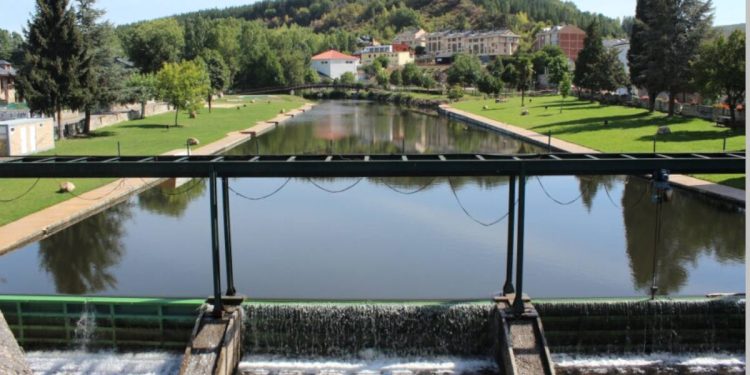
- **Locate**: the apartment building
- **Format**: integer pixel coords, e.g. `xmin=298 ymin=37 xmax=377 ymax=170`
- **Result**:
xmin=392 ymin=28 xmax=427 ymax=49
xmin=356 ymin=44 xmax=415 ymax=68
xmin=533 ymin=25 xmax=586 ymax=62
xmin=424 ymin=30 xmax=521 ymax=63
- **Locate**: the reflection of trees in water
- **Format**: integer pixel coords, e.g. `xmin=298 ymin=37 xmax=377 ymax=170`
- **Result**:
xmin=38 ymin=202 xmax=133 ymax=294
xmin=228 ymin=105 xmax=543 ymax=156
xmin=137 ymin=179 xmax=207 ymax=218
xmin=369 ymin=176 xmax=510 ymax=191
xmin=576 ymin=175 xmax=621 ymax=211
xmin=622 ymin=177 xmax=745 ymax=295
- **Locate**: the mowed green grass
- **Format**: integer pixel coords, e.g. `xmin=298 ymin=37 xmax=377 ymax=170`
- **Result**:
xmin=0 ymin=95 xmax=306 ymax=226
xmin=454 ymin=95 xmax=745 ymax=189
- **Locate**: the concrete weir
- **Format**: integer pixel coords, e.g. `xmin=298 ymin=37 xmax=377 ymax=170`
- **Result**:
xmin=180 ymin=297 xmax=245 ymax=375
xmin=0 ymin=310 xmax=31 ymax=374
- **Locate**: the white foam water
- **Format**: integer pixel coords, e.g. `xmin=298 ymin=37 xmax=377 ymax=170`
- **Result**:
xmin=553 ymin=352 xmax=745 ymax=373
xmin=25 ymin=351 xmax=182 ymax=375
xmin=238 ymin=354 xmax=497 ymax=374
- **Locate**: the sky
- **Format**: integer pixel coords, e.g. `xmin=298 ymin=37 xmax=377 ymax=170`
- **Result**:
xmin=0 ymin=0 xmax=746 ymax=34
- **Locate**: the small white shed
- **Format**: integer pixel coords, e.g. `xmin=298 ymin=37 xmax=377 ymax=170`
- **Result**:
xmin=0 ymin=117 xmax=55 ymax=156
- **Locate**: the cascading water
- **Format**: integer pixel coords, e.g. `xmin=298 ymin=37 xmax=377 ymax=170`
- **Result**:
xmin=73 ymin=302 xmax=97 ymax=351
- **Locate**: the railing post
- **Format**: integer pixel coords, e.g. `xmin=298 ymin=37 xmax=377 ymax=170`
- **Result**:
xmin=222 ymin=177 xmax=237 ymax=296
xmin=209 ymin=169 xmax=223 ymax=316
xmin=503 ymin=175 xmax=516 ymax=295
xmin=512 ymin=171 xmax=527 ymax=315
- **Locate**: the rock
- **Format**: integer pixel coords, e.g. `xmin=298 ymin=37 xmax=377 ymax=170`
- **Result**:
xmin=243 ymin=104 xmax=247 ymax=107
xmin=279 ymin=108 xmax=286 ymax=114
xmin=521 ymin=109 xmax=529 ymax=116
xmin=657 ymin=126 xmax=671 ymax=135
xmin=267 ymin=100 xmax=272 ymax=104
xmin=189 ymin=111 xmax=197 ymax=118
xmin=58 ymin=181 xmax=75 ymax=193
xmin=483 ymin=105 xmax=489 ymax=110
xmin=237 ymin=106 xmax=241 ymax=110
xmin=251 ymin=99 xmax=256 ymax=104
xmin=187 ymin=137 xmax=200 ymax=146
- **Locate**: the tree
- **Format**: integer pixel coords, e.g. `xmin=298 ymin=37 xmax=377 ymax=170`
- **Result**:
xmin=121 ymin=18 xmax=185 ymax=73
xmin=559 ymin=71 xmax=572 ymax=113
xmin=305 ymin=67 xmax=320 ymax=83
xmin=76 ymin=0 xmax=129 ymax=134
xmin=546 ymin=54 xmax=570 ymax=86
xmin=123 ymin=73 xmax=157 ymax=119
xmin=446 ymin=53 xmax=482 ymax=86
xmin=661 ymin=0 xmax=713 ymax=116
xmin=18 ymin=0 xmax=88 ymax=140
xmin=375 ymin=68 xmax=389 ymax=88
xmin=0 ymin=29 xmax=24 ymax=65
xmin=339 ymin=71 xmax=356 ymax=85
xmin=574 ymin=21 xmax=605 ymax=94
xmin=447 ymin=85 xmax=464 ymax=101
xmin=155 ymin=60 xmax=210 ymax=127
xmin=200 ymin=50 xmax=230 ymax=113
xmin=389 ymin=69 xmax=403 ymax=87
xmin=692 ymin=30 xmax=745 ymax=126
xmin=511 ymin=54 xmax=534 ymax=106
xmin=628 ymin=0 xmax=666 ymax=112
xmin=401 ymin=63 xmax=422 ymax=86
xmin=478 ymin=72 xmax=503 ymax=97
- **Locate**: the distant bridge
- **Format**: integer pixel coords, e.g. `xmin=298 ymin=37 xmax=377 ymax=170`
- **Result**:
xmin=236 ymin=83 xmax=368 ymax=95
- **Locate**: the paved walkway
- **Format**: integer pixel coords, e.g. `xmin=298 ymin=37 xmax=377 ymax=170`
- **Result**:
xmin=440 ymin=105 xmax=745 ymax=205
xmin=0 ymin=103 xmax=315 ymax=255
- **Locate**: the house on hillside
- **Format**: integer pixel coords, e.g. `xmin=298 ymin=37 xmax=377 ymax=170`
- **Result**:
xmin=393 ymin=28 xmax=427 ymax=49
xmin=533 ymin=25 xmax=586 ymax=63
xmin=356 ymin=44 xmax=415 ymax=68
xmin=0 ymin=60 xmax=17 ymax=104
xmin=310 ymin=50 xmax=360 ymax=80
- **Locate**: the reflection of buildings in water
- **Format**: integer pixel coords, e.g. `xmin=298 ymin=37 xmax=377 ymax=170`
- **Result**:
xmin=622 ymin=177 xmax=745 ymax=295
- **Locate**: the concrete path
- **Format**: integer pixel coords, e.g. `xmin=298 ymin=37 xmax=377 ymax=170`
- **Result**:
xmin=0 ymin=103 xmax=315 ymax=255
xmin=440 ymin=105 xmax=745 ymax=205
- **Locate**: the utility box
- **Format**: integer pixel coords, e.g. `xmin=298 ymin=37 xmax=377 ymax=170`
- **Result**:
xmin=0 ymin=117 xmax=55 ymax=156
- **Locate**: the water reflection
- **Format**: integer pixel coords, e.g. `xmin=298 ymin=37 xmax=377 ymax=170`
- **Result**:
xmin=576 ymin=176 xmax=620 ymax=212
xmin=138 ymin=179 xmax=206 ymax=218
xmin=230 ymin=102 xmax=537 ymax=156
xmin=622 ymin=177 xmax=745 ymax=294
xmin=38 ymin=202 xmax=133 ymax=294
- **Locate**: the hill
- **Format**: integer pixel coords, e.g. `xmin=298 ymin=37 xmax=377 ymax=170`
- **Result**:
xmin=715 ymin=23 xmax=745 ymax=37
xmin=173 ymin=0 xmax=626 ymax=40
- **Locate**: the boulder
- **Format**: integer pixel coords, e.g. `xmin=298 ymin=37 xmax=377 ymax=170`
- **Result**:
xmin=521 ymin=109 xmax=529 ymax=116
xmin=187 ymin=137 xmax=200 ymax=146
xmin=189 ymin=111 xmax=197 ymax=118
xmin=280 ymin=108 xmax=286 ymax=114
xmin=58 ymin=181 xmax=76 ymax=193
xmin=483 ymin=105 xmax=489 ymax=110
xmin=251 ymin=99 xmax=256 ymax=104
xmin=657 ymin=126 xmax=671 ymax=135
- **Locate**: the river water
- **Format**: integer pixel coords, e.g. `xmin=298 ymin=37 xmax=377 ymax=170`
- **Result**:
xmin=0 ymin=101 xmax=744 ymax=299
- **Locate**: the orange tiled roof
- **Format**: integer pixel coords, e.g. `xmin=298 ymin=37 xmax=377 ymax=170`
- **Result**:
xmin=311 ymin=50 xmax=359 ymax=61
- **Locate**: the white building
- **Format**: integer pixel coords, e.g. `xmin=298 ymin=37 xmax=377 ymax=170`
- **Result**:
xmin=393 ymin=28 xmax=427 ymax=49
xmin=310 ymin=50 xmax=360 ymax=80
xmin=424 ymin=30 xmax=520 ymax=63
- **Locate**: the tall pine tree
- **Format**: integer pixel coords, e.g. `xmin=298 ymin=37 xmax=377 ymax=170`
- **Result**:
xmin=18 ymin=0 xmax=87 ymax=139
xmin=573 ymin=21 xmax=605 ymax=95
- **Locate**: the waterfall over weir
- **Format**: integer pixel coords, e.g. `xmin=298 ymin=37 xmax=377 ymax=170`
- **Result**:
xmin=244 ymin=303 xmax=494 ymax=357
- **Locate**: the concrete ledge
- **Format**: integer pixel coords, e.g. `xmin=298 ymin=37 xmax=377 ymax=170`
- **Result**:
xmin=0 ymin=310 xmax=31 ymax=374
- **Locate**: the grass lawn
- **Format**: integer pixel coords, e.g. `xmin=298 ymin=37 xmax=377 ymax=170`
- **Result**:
xmin=453 ymin=95 xmax=745 ymax=189
xmin=0 ymin=95 xmax=306 ymax=226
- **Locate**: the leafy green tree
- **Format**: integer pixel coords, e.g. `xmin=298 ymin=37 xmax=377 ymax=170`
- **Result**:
xmin=389 ymin=7 xmax=421 ymax=31
xmin=598 ymin=48 xmax=628 ymax=92
xmin=559 ymin=71 xmax=571 ymax=113
xmin=0 ymin=28 xmax=24 ymax=65
xmin=123 ymin=73 xmax=157 ymax=119
xmin=182 ymin=15 xmax=212 ymax=60
xmin=76 ymin=0 xmax=129 ymax=134
xmin=375 ymin=68 xmax=389 ymax=88
xmin=692 ymin=30 xmax=745 ymax=126
xmin=155 ymin=60 xmax=210 ymax=127
xmin=511 ymin=54 xmax=534 ymax=106
xmin=199 ymin=50 xmax=230 ymax=113
xmin=373 ymin=55 xmax=391 ymax=70
xmin=546 ymin=54 xmax=570 ymax=86
xmin=389 ymin=69 xmax=403 ymax=87
xmin=401 ymin=63 xmax=421 ymax=86
xmin=18 ymin=0 xmax=87 ymax=140
xmin=305 ymin=67 xmax=320 ymax=83
xmin=340 ymin=71 xmax=356 ymax=85
xmin=121 ymin=18 xmax=185 ymax=73
xmin=447 ymin=85 xmax=464 ymax=101
xmin=660 ymin=0 xmax=713 ymax=116
xmin=447 ymin=53 xmax=482 ymax=86
xmin=478 ymin=72 xmax=503 ymax=97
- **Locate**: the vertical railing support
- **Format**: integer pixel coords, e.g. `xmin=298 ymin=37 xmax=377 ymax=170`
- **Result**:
xmin=512 ymin=171 xmax=527 ymax=315
xmin=209 ymin=169 xmax=223 ymax=317
xmin=503 ymin=175 xmax=516 ymax=295
xmin=222 ymin=177 xmax=237 ymax=296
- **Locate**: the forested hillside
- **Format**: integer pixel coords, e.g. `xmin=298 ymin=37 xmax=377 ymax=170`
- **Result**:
xmin=173 ymin=0 xmax=625 ymax=40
